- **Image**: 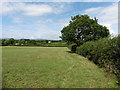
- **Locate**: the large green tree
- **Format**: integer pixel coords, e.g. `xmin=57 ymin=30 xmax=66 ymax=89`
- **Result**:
xmin=60 ymin=15 xmax=110 ymax=45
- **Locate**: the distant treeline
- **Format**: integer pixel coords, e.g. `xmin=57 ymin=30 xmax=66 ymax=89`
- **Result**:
xmin=1 ymin=38 xmax=67 ymax=47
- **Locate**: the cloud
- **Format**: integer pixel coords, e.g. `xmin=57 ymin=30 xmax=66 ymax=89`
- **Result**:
xmin=1 ymin=2 xmax=53 ymax=16
xmin=53 ymin=0 xmax=104 ymax=2
xmin=1 ymin=2 xmax=72 ymax=39
xmin=23 ymin=4 xmax=52 ymax=16
xmin=83 ymin=3 xmax=118 ymax=35
xmin=54 ymin=19 xmax=70 ymax=29
xmin=2 ymin=17 xmax=70 ymax=40
xmin=50 ymin=3 xmax=72 ymax=14
xmin=2 ymin=1 xmax=118 ymax=40
xmin=85 ymin=7 xmax=102 ymax=13
xmin=2 ymin=0 xmax=120 ymax=2
xmin=34 ymin=18 xmax=70 ymax=39
xmin=0 ymin=2 xmax=23 ymax=15
xmin=2 ymin=25 xmax=61 ymax=40
xmin=1 ymin=2 xmax=71 ymax=16
xmin=12 ymin=17 xmax=22 ymax=23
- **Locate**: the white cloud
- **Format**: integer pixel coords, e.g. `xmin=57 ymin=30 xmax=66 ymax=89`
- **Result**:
xmin=23 ymin=4 xmax=52 ymax=16
xmin=53 ymin=0 xmax=104 ymax=2
xmin=2 ymin=1 xmax=119 ymax=39
xmin=2 ymin=21 xmax=60 ymax=40
xmin=36 ymin=18 xmax=53 ymax=24
xmin=0 ymin=2 xmax=13 ymax=14
xmin=1 ymin=2 xmax=71 ymax=39
xmin=1 ymin=2 xmax=53 ymax=16
xmin=1 ymin=2 xmax=71 ymax=16
xmin=51 ymin=3 xmax=70 ymax=14
xmin=55 ymin=19 xmax=70 ymax=28
xmin=0 ymin=2 xmax=24 ymax=15
xmin=2 ymin=17 xmax=70 ymax=40
xmin=12 ymin=17 xmax=22 ymax=23
xmin=83 ymin=3 xmax=118 ymax=35
xmin=35 ymin=18 xmax=70 ymax=39
xmin=85 ymin=7 xmax=101 ymax=13
xmin=1 ymin=0 xmax=120 ymax=2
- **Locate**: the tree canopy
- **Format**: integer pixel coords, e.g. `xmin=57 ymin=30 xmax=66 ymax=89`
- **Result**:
xmin=60 ymin=15 xmax=110 ymax=45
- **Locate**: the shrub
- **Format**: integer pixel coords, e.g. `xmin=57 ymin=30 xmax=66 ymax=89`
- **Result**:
xmin=76 ymin=36 xmax=120 ymax=85
xmin=68 ymin=43 xmax=77 ymax=52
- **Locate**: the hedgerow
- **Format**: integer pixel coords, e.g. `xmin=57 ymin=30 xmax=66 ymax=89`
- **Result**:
xmin=68 ymin=43 xmax=77 ymax=52
xmin=76 ymin=35 xmax=120 ymax=85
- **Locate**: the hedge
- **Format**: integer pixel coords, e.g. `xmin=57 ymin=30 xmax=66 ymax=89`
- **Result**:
xmin=68 ymin=43 xmax=77 ymax=52
xmin=76 ymin=35 xmax=120 ymax=85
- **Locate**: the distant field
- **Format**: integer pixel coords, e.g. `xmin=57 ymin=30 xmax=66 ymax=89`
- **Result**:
xmin=2 ymin=47 xmax=118 ymax=88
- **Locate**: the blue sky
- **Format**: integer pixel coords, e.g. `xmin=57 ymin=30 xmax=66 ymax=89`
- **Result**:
xmin=1 ymin=1 xmax=118 ymax=40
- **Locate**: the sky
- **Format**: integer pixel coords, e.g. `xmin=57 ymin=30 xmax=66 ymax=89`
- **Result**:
xmin=1 ymin=0 xmax=119 ymax=40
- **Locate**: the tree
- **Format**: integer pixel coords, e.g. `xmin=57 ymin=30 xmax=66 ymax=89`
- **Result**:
xmin=2 ymin=39 xmax=6 ymax=46
xmin=60 ymin=15 xmax=110 ymax=45
xmin=8 ymin=38 xmax=15 ymax=45
xmin=2 ymin=38 xmax=15 ymax=46
xmin=18 ymin=39 xmax=29 ymax=45
xmin=29 ymin=40 xmax=36 ymax=46
xmin=3 ymin=40 xmax=9 ymax=46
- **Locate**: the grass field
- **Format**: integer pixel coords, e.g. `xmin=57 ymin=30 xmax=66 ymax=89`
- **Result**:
xmin=2 ymin=47 xmax=118 ymax=88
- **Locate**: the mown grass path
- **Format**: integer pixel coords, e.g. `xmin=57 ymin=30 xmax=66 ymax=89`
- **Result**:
xmin=2 ymin=47 xmax=118 ymax=88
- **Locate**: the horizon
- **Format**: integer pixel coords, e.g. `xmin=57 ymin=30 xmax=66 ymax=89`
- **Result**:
xmin=1 ymin=38 xmax=62 ymax=41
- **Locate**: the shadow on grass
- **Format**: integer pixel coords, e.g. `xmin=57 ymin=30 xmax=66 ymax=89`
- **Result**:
xmin=66 ymin=51 xmax=76 ymax=53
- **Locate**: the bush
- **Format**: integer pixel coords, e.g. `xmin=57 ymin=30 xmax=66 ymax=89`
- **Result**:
xmin=68 ymin=43 xmax=77 ymax=52
xmin=76 ymin=36 xmax=120 ymax=85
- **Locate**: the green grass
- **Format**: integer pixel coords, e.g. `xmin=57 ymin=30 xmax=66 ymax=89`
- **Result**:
xmin=2 ymin=47 xmax=118 ymax=88
xmin=40 ymin=42 xmax=67 ymax=47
